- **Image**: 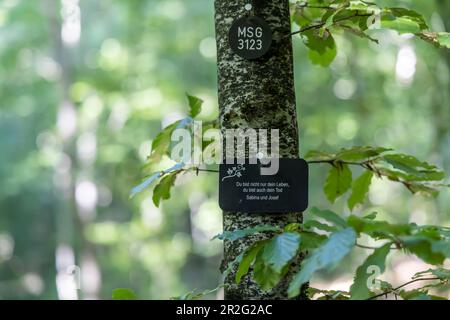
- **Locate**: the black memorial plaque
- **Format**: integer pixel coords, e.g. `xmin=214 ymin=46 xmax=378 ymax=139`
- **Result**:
xmin=219 ymin=159 xmax=309 ymax=213
xmin=229 ymin=16 xmax=272 ymax=60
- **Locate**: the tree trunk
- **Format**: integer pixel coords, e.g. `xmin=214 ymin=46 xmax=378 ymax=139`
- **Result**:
xmin=214 ymin=0 xmax=306 ymax=299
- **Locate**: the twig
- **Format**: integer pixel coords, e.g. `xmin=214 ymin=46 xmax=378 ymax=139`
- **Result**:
xmin=355 ymin=243 xmax=398 ymax=250
xmin=356 ymin=243 xmax=379 ymax=250
xmin=368 ymin=277 xmax=441 ymax=300
xmin=307 ymin=159 xmax=365 ymax=166
xmin=197 ymin=168 xmax=219 ymax=173
xmin=356 ymin=243 xmax=400 ymax=250
xmin=288 ymin=12 xmax=372 ymax=38
xmin=297 ymin=3 xmax=335 ymax=10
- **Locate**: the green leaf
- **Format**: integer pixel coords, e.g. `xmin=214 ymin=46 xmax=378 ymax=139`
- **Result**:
xmin=308 ymin=42 xmax=337 ymax=67
xmin=212 ymin=225 xmax=280 ymax=241
xmin=348 ymin=171 xmax=373 ymax=211
xmin=284 ymin=223 xmax=302 ymax=232
xmin=415 ymin=225 xmax=450 ymax=238
xmin=112 ymin=288 xmax=138 ymax=300
xmin=382 ymin=154 xmax=444 ymax=181
xmin=437 ymin=32 xmax=450 ymax=49
xmin=415 ymin=226 xmax=443 ymax=240
xmin=399 ymin=289 xmax=429 ymax=300
xmin=324 ymin=164 xmax=352 ymax=203
xmin=321 ymin=6 xmax=345 ymax=33
xmin=309 ymin=207 xmax=348 ymax=229
xmin=303 ymin=220 xmax=337 ymax=233
xmin=299 ymin=232 xmax=327 ymax=250
xmin=407 ymin=183 xmax=440 ymax=197
xmin=304 ymin=150 xmax=335 ymax=162
xmin=130 ymin=163 xmax=184 ymax=198
xmin=130 ymin=172 xmax=161 ymax=198
xmin=149 ymin=122 xmax=180 ymax=159
xmin=378 ymin=280 xmax=393 ymax=292
xmin=347 ymin=215 xmax=412 ymax=239
xmin=401 ymin=236 xmax=446 ymax=265
xmin=187 ymin=94 xmax=203 ymax=119
xmin=387 ymin=8 xmax=428 ymax=30
xmin=292 ymin=7 xmax=309 ymax=28
xmin=152 ymin=171 xmax=180 ymax=207
xmin=235 ymin=241 xmax=266 ymax=284
xmin=144 ymin=118 xmax=194 ymax=171
xmin=414 ymin=268 xmax=450 ymax=280
xmin=261 ymin=232 xmax=301 ymax=273
xmin=348 ymin=1 xmax=370 ymax=11
xmin=350 ymin=243 xmax=392 ymax=299
xmin=237 ymin=233 xmax=301 ymax=290
xmin=145 ymin=121 xmax=182 ymax=169
xmin=431 ymin=240 xmax=450 ymax=259
xmin=288 ymin=228 xmax=357 ymax=298
xmin=303 ymin=30 xmax=337 ymax=67
xmin=381 ymin=14 xmax=421 ymax=35
xmin=399 ymin=288 xmax=447 ymax=300
xmin=336 ymin=146 xmax=391 ymax=162
xmin=253 ymin=250 xmax=286 ymax=291
xmin=292 ymin=2 xmax=325 ymax=28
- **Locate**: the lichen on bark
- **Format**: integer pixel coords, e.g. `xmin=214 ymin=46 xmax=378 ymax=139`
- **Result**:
xmin=214 ymin=0 xmax=307 ymax=299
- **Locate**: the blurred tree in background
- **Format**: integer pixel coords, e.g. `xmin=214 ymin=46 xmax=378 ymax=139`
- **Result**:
xmin=0 ymin=0 xmax=448 ymax=299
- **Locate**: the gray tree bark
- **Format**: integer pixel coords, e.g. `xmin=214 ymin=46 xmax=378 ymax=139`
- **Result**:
xmin=214 ymin=0 xmax=306 ymax=299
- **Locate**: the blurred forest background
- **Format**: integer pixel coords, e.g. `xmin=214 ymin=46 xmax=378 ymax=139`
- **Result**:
xmin=0 ymin=0 xmax=449 ymax=299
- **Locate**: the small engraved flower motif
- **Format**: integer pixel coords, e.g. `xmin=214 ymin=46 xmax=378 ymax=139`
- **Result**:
xmin=222 ymin=164 xmax=246 ymax=182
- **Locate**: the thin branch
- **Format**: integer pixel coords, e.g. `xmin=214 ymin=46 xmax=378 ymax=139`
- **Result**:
xmin=289 ymin=23 xmax=326 ymax=37
xmin=307 ymin=159 xmax=365 ymax=166
xmin=368 ymin=277 xmax=441 ymax=300
xmin=356 ymin=243 xmax=379 ymax=250
xmin=197 ymin=168 xmax=219 ymax=173
xmin=288 ymin=12 xmax=372 ymax=38
xmin=355 ymin=243 xmax=398 ymax=250
xmin=297 ymin=4 xmax=335 ymax=10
